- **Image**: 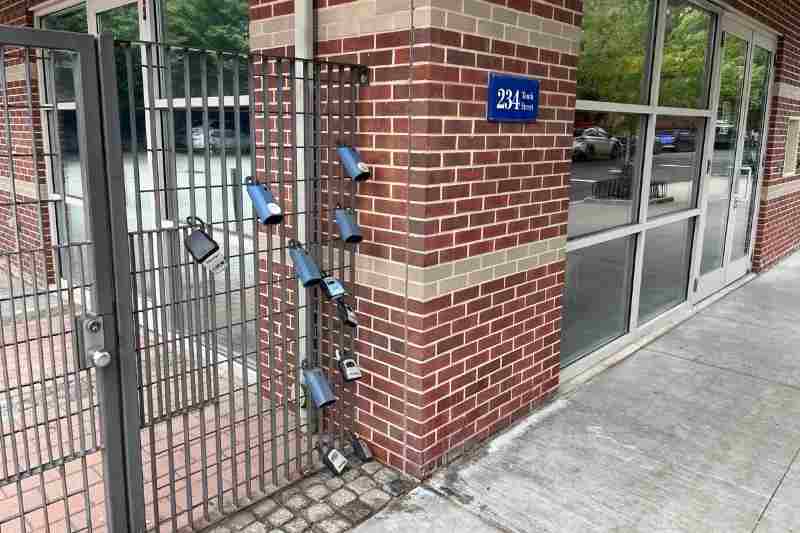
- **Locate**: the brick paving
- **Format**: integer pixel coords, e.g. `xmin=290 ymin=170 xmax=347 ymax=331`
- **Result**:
xmin=203 ymin=459 xmax=416 ymax=533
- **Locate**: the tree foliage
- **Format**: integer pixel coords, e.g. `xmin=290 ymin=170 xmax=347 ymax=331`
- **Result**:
xmin=577 ymin=0 xmax=654 ymax=105
xmin=659 ymin=1 xmax=713 ymax=108
xmin=164 ymin=0 xmax=249 ymax=54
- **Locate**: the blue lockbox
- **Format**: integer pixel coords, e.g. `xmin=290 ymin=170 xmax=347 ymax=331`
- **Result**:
xmin=337 ymin=145 xmax=371 ymax=182
xmin=288 ymin=240 xmax=322 ymax=288
xmin=334 ymin=207 xmax=363 ymax=244
xmin=303 ymin=367 xmax=336 ymax=409
xmin=246 ymin=177 xmax=283 ymax=225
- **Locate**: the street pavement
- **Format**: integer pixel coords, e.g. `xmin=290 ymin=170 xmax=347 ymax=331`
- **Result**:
xmin=354 ymin=250 xmax=800 ymax=533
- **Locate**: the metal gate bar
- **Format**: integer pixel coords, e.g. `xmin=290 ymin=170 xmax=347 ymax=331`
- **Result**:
xmin=0 ymin=25 xmax=366 ymax=532
xmin=105 ymin=38 xmax=365 ymax=531
xmin=0 ymin=26 xmax=144 ymax=533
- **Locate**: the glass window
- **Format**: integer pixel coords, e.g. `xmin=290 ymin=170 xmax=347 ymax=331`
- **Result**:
xmin=648 ymin=115 xmax=706 ymax=218
xmin=561 ymin=236 xmax=636 ymax=366
xmin=659 ymin=0 xmax=715 ymax=109
xmin=97 ymin=3 xmax=140 ymax=40
xmin=569 ymin=112 xmax=648 ymax=238
xmin=639 ymin=220 xmax=694 ymax=323
xmin=163 ymin=0 xmax=249 ymax=54
xmin=576 ymin=0 xmax=656 ymax=105
xmin=41 ymin=4 xmax=88 ymax=32
xmin=41 ymin=5 xmax=88 ymax=102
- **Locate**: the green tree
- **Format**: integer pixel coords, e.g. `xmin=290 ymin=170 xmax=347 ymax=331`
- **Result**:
xmin=659 ymin=1 xmax=714 ymax=108
xmin=577 ymin=0 xmax=655 ymax=104
xmin=164 ymin=0 xmax=249 ymax=54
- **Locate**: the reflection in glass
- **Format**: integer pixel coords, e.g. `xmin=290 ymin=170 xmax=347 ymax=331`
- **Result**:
xmin=97 ymin=3 xmax=140 ymax=40
xmin=701 ymin=32 xmax=747 ymax=275
xmin=569 ymin=112 xmax=647 ymax=237
xmin=648 ymin=116 xmax=705 ymax=218
xmin=639 ymin=220 xmax=694 ymax=323
xmin=731 ymin=46 xmax=772 ymax=261
xmin=561 ymin=237 xmax=636 ymax=366
xmin=577 ymin=0 xmax=655 ymax=105
xmin=659 ymin=0 xmax=714 ymax=108
xmin=41 ymin=4 xmax=88 ymax=32
xmin=41 ymin=5 xmax=88 ymax=103
xmin=164 ymin=0 xmax=249 ymax=54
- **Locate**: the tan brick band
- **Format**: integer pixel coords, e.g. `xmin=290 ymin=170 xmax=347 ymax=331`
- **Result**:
xmin=356 ymin=235 xmax=566 ymax=302
xmin=763 ymin=179 xmax=800 ymax=201
xmin=250 ymin=0 xmax=581 ymax=54
xmin=777 ymin=82 xmax=800 ymax=101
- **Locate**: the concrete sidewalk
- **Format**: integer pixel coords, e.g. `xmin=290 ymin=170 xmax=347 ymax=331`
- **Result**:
xmin=355 ymin=251 xmax=800 ymax=533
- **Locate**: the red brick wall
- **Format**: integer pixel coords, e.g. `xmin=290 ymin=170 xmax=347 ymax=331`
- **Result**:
xmin=252 ymin=0 xmax=574 ymax=477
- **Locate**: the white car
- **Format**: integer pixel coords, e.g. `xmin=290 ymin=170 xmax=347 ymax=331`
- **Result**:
xmin=572 ymin=127 xmax=621 ymax=161
xmin=192 ymin=122 xmax=250 ymax=151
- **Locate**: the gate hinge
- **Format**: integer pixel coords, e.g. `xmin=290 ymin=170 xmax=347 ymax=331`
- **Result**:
xmin=75 ymin=315 xmax=112 ymax=370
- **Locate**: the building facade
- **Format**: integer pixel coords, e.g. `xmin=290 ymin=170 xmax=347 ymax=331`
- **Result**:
xmin=0 ymin=0 xmax=799 ymax=484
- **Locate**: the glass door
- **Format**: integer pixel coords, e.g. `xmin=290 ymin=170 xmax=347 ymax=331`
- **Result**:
xmin=695 ymin=18 xmax=774 ymax=300
xmin=726 ymin=41 xmax=773 ymax=278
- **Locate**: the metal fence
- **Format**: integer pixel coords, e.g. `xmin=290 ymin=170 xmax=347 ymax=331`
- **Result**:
xmin=0 ymin=25 xmax=366 ymax=533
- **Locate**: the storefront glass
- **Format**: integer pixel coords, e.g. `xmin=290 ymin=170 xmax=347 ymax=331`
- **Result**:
xmin=569 ymin=112 xmax=647 ymax=238
xmin=563 ymin=0 xmax=718 ymax=365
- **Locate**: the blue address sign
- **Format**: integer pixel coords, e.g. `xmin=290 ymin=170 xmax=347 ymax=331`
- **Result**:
xmin=486 ymin=73 xmax=540 ymax=123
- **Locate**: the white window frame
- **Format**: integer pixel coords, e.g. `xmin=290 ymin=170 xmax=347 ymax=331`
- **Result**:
xmin=784 ymin=117 xmax=800 ymax=178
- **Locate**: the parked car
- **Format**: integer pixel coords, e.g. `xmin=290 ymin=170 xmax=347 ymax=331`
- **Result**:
xmin=572 ymin=127 xmax=622 ymax=161
xmin=192 ymin=121 xmax=250 ymax=151
xmin=655 ymin=129 xmax=696 ymax=152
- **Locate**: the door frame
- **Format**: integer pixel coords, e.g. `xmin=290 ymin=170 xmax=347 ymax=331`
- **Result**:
xmin=691 ymin=14 xmax=777 ymax=302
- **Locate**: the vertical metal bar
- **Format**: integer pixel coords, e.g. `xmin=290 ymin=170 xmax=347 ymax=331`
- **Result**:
xmin=339 ymin=64 xmax=351 ymax=442
xmin=217 ymin=50 xmax=241 ymax=506
xmin=247 ymin=51 xmax=267 ymax=493
xmin=288 ymin=57 xmax=305 ymax=473
xmin=308 ymin=60 xmax=321 ymax=464
xmin=259 ymin=52 xmax=278 ymax=489
xmin=160 ymin=44 xmax=181 ymax=531
xmin=0 ymin=256 xmax=21 ymax=483
xmin=184 ymin=49 xmax=201 ymax=410
xmin=125 ymin=41 xmax=162 ymax=531
xmin=145 ymin=232 xmax=161 ymax=526
xmin=22 ymin=46 xmax=55 ymax=473
xmin=48 ymin=49 xmax=83 ymax=463
xmin=275 ymin=57 xmax=292 ymax=481
xmin=40 ymin=47 xmax=77 ymax=533
xmin=27 ymin=43 xmax=66 ymax=474
xmin=336 ymin=63 xmax=348 ymax=448
xmin=347 ymin=67 xmax=359 ymax=435
xmin=1 ymin=45 xmax=40 ymax=475
xmin=232 ymin=52 xmax=253 ymax=499
xmin=201 ymin=50 xmax=225 ymax=510
xmin=185 ymin=49 xmax=212 ymax=522
xmin=143 ymin=43 xmax=166 ymax=423
xmin=99 ymin=34 xmax=149 ymax=532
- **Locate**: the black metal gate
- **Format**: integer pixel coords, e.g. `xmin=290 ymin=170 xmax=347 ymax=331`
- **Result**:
xmin=0 ymin=25 xmax=366 ymax=533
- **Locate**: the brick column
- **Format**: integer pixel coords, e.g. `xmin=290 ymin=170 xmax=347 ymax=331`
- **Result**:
xmin=252 ymin=0 xmax=578 ymax=478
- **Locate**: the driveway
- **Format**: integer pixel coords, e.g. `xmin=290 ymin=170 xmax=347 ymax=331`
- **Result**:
xmin=356 ymin=251 xmax=800 ymax=533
